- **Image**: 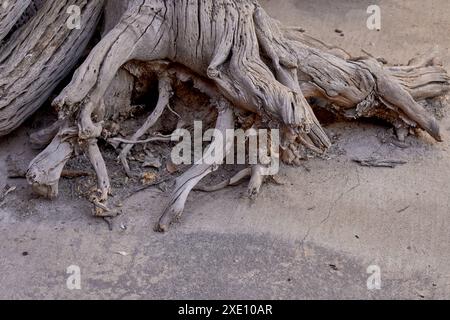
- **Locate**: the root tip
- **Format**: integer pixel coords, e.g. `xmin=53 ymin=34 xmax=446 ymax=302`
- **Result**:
xmin=155 ymin=223 xmax=169 ymax=233
xmin=430 ymin=119 xmax=443 ymax=142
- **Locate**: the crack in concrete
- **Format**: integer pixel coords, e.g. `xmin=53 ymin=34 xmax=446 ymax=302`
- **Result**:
xmin=301 ymin=168 xmax=361 ymax=246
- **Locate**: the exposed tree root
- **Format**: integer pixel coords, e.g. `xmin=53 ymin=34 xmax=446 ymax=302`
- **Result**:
xmin=86 ymin=138 xmax=110 ymax=205
xmin=157 ymin=100 xmax=235 ymax=232
xmin=27 ymin=129 xmax=76 ymax=199
xmin=110 ymin=135 xmax=172 ymax=145
xmin=195 ymin=168 xmax=252 ymax=192
xmin=248 ymin=165 xmax=269 ymax=199
xmin=2 ymin=0 xmax=445 ymax=231
xmin=118 ymin=73 xmax=172 ymax=177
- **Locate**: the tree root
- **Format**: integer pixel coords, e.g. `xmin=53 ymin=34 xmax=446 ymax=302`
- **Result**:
xmin=110 ymin=135 xmax=172 ymax=145
xmin=156 ymin=99 xmax=235 ymax=232
xmin=194 ymin=164 xmax=271 ymax=198
xmin=195 ymin=168 xmax=252 ymax=192
xmin=85 ymin=138 xmax=111 ymax=210
xmin=248 ymin=165 xmax=269 ymax=198
xmin=19 ymin=0 xmax=449 ymax=231
xmin=26 ymin=129 xmax=76 ymax=199
xmin=118 ymin=73 xmax=173 ymax=177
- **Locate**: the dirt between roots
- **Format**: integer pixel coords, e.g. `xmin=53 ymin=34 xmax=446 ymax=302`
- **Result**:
xmin=0 ymin=0 xmax=449 ymax=299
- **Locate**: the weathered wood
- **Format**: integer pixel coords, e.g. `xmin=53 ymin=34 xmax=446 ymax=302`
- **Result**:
xmin=0 ymin=0 xmax=104 ymax=136
xmin=0 ymin=0 xmax=32 ymax=43
xmin=118 ymin=72 xmax=172 ymax=177
xmin=27 ymin=130 xmax=75 ymax=199
xmin=284 ymin=30 xmax=447 ymax=141
xmin=12 ymin=0 xmax=448 ymax=231
xmin=157 ymin=99 xmax=235 ymax=232
xmin=1 ymin=0 xmax=46 ymax=42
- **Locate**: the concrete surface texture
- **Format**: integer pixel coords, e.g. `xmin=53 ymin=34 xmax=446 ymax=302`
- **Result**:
xmin=0 ymin=0 xmax=449 ymax=299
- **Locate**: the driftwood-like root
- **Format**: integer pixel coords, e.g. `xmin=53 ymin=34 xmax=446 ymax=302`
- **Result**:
xmin=195 ymin=168 xmax=252 ymax=192
xmin=285 ymin=30 xmax=448 ymax=140
xmin=19 ymin=0 xmax=449 ymax=231
xmin=193 ymin=164 xmax=271 ymax=198
xmin=111 ymin=135 xmax=172 ymax=145
xmin=389 ymin=63 xmax=450 ymax=101
xmin=26 ymin=130 xmax=75 ymax=199
xmin=86 ymin=138 xmax=111 ymax=212
xmin=119 ymin=74 xmax=172 ymax=177
xmin=247 ymin=165 xmax=269 ymax=198
xmin=53 ymin=3 xmax=171 ymax=129
xmin=156 ymin=100 xmax=235 ymax=232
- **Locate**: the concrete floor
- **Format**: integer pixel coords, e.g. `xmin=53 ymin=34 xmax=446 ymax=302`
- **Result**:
xmin=0 ymin=0 xmax=449 ymax=299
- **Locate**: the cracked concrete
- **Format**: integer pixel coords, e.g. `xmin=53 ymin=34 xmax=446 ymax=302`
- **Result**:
xmin=0 ymin=0 xmax=449 ymax=299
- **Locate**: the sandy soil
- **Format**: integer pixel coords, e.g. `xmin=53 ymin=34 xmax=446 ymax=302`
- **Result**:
xmin=0 ymin=0 xmax=449 ymax=299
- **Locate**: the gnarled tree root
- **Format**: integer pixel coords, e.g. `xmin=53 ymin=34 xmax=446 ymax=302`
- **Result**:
xmin=21 ymin=0 xmax=449 ymax=231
